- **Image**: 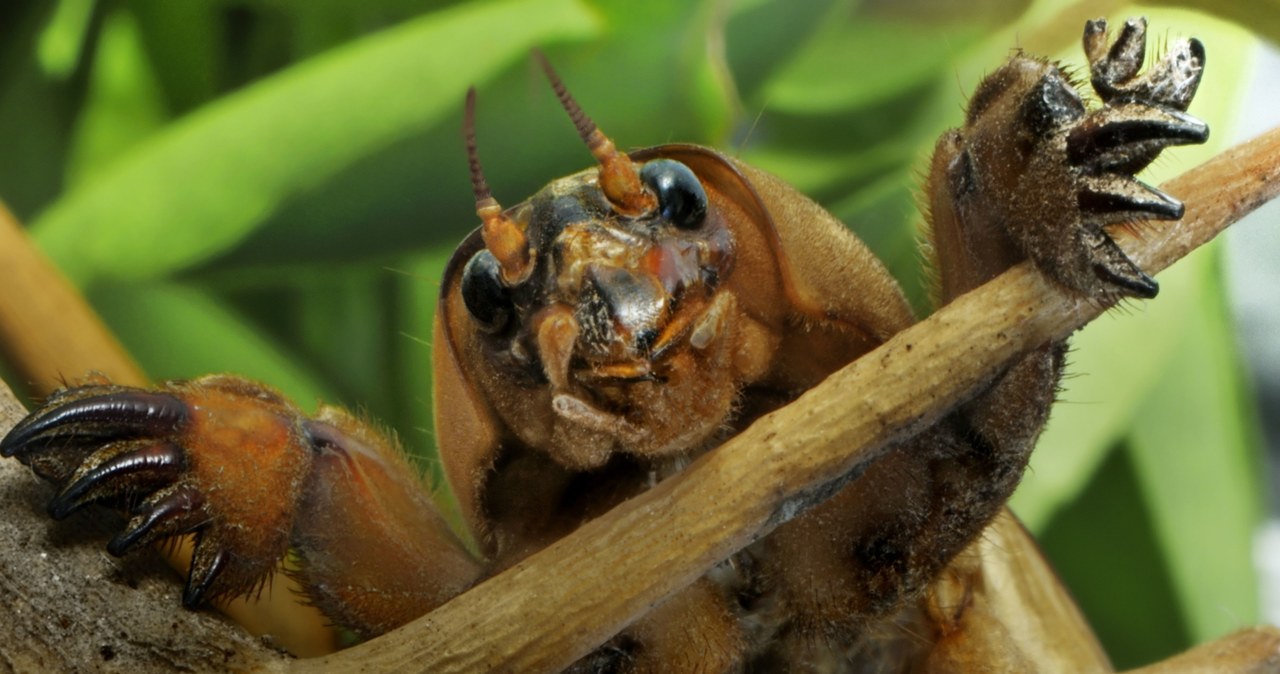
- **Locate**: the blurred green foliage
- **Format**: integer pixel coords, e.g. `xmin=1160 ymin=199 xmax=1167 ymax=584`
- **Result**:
xmin=0 ymin=0 xmax=1274 ymax=668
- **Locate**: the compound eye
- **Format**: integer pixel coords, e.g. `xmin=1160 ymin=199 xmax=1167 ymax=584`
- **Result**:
xmin=639 ymin=159 xmax=707 ymax=230
xmin=461 ymin=249 xmax=514 ymax=333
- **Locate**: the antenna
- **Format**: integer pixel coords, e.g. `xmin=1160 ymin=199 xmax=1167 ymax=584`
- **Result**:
xmin=464 ymin=88 xmax=533 ymax=284
xmin=535 ymin=51 xmax=656 ymax=216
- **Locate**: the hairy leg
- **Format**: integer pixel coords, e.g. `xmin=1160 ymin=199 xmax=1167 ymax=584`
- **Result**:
xmin=755 ymin=18 xmax=1206 ymax=668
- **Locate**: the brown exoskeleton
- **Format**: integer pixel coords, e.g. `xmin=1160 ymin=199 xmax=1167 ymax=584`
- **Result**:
xmin=0 ymin=17 xmax=1241 ymax=672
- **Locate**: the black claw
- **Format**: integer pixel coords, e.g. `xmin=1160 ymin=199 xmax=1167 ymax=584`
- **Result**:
xmin=1086 ymin=229 xmax=1159 ymax=299
xmin=1082 ymin=18 xmax=1108 ymax=64
xmin=1067 ymin=106 xmax=1209 ymax=168
xmin=1107 ymin=18 xmax=1147 ymax=68
xmin=1 ymin=392 xmax=188 ymax=458
xmin=1089 ymin=17 xmax=1147 ymax=98
xmin=47 ymin=442 xmax=184 ymax=520
xmin=183 ymin=546 xmax=227 ymax=608
xmin=107 ymin=484 xmax=204 ymax=556
xmin=1086 ymin=16 xmax=1205 ymax=114
xmin=1096 ymin=264 xmax=1159 ymax=299
xmin=1128 ymin=37 xmax=1205 ymax=111
xmin=1078 ymin=179 xmax=1184 ymax=222
xmin=1188 ymin=38 xmax=1206 ymax=71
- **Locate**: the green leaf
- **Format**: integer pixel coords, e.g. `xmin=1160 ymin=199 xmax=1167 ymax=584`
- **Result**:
xmin=1145 ymin=0 xmax=1280 ymax=45
xmin=827 ymin=166 xmax=929 ymax=311
xmin=739 ymin=138 xmax=913 ymax=198
xmin=125 ymin=0 xmax=222 ymax=114
xmin=760 ymin=16 xmax=983 ymax=115
xmin=390 ymin=246 xmax=453 ymax=466
xmin=32 ymin=0 xmax=600 ymax=285
xmin=36 ymin=0 xmax=95 ymax=79
xmin=0 ymin=3 xmax=77 ymax=221
xmin=1010 ymin=251 xmax=1197 ymax=530
xmin=1127 ymin=255 xmax=1263 ymax=643
xmin=64 ymin=8 xmax=169 ymax=188
xmin=723 ymin=0 xmax=846 ymax=101
xmin=1036 ymin=446 xmax=1192 ymax=669
xmin=292 ymin=267 xmax=395 ymax=414
xmin=89 ymin=280 xmax=335 ymax=408
xmin=206 ymin=0 xmax=736 ymax=271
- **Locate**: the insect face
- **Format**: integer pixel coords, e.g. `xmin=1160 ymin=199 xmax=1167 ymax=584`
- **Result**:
xmin=452 ymin=64 xmax=759 ymax=469
xmin=529 ymin=163 xmax=730 ymax=363
xmin=455 ymin=156 xmax=740 ymax=468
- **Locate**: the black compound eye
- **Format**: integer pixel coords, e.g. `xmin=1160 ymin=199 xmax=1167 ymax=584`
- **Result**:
xmin=460 ymin=249 xmax=514 ymax=333
xmin=639 ymin=159 xmax=707 ymax=230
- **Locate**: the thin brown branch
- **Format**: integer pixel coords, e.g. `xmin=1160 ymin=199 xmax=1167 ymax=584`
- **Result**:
xmin=0 ymin=201 xmax=144 ymax=395
xmin=304 ymin=127 xmax=1280 ymax=673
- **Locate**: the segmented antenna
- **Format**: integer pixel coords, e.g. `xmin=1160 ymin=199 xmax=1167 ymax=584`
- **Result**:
xmin=535 ymin=51 xmax=656 ymax=216
xmin=535 ymin=52 xmax=603 ymax=152
xmin=464 ymin=87 xmax=533 ymax=285
xmin=465 ymin=88 xmax=494 ymax=206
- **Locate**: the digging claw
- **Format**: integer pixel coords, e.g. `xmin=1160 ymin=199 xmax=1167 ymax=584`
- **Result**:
xmin=1078 ymin=178 xmax=1183 ymax=224
xmin=1086 ymin=17 xmax=1204 ymax=111
xmin=107 ymin=483 xmax=206 ymax=556
xmin=184 ymin=547 xmax=228 ymax=608
xmin=1067 ymin=105 xmax=1209 ymax=173
xmin=1 ymin=391 xmax=187 ymax=461
xmin=1086 ymin=17 xmax=1147 ymax=94
xmin=47 ymin=441 xmax=184 ymax=519
xmin=1088 ymin=228 xmax=1159 ymax=299
xmin=1 ymin=375 xmax=312 ymax=606
xmin=1136 ymin=38 xmax=1205 ymax=110
xmin=1057 ymin=17 xmax=1208 ymax=298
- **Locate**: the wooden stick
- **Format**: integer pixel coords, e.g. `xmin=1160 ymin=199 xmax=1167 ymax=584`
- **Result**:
xmin=0 ymin=202 xmax=143 ymax=394
xmin=304 ymin=127 xmax=1280 ymax=673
